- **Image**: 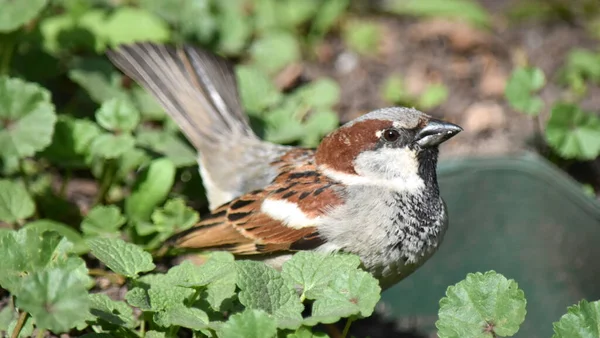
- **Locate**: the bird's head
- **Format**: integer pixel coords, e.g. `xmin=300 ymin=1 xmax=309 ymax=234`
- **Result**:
xmin=315 ymin=107 xmax=462 ymax=192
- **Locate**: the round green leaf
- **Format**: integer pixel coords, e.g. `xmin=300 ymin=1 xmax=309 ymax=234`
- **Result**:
xmin=545 ymin=103 xmax=600 ymax=160
xmin=96 ymin=98 xmax=140 ymax=133
xmin=505 ymin=67 xmax=546 ymax=116
xmin=0 ymin=77 xmax=57 ymax=159
xmin=250 ymin=31 xmax=301 ymax=75
xmin=0 ymin=180 xmax=35 ymax=223
xmin=16 ymin=268 xmax=90 ymax=333
xmin=90 ymin=133 xmax=136 ymax=159
xmin=220 ymin=309 xmax=277 ymax=338
xmin=0 ymin=0 xmax=48 ymax=32
xmin=436 ymin=271 xmax=527 ymax=338
xmin=553 ymin=300 xmax=600 ymax=338
xmin=81 ymin=205 xmax=126 ymax=237
xmin=103 ymin=7 xmax=170 ymax=46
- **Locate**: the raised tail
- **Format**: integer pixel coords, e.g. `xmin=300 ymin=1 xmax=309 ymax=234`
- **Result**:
xmin=106 ymin=42 xmax=258 ymax=151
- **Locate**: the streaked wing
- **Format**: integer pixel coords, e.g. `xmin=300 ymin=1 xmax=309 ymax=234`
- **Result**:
xmin=165 ymin=149 xmax=343 ymax=255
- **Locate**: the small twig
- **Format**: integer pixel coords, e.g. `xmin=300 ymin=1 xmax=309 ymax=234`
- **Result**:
xmin=88 ymin=268 xmax=126 ymax=285
xmin=11 ymin=311 xmax=28 ymax=338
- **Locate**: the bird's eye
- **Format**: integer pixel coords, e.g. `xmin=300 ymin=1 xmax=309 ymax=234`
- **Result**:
xmin=383 ymin=129 xmax=400 ymax=142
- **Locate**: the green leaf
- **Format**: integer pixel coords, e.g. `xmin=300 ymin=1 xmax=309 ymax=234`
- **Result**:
xmin=125 ymin=287 xmax=151 ymax=311
xmin=168 ymin=252 xmax=237 ymax=310
xmin=236 ymin=65 xmax=282 ymax=115
xmin=87 ymin=237 xmax=155 ymax=278
xmin=236 ymin=260 xmax=304 ymax=329
xmin=68 ymin=58 xmax=126 ymax=103
xmin=7 ymin=312 xmax=34 ymax=337
xmin=505 ymin=67 xmax=546 ymax=116
xmin=0 ymin=77 xmax=57 ymax=159
xmin=287 ymin=326 xmax=330 ymax=338
xmin=144 ymin=331 xmax=165 ymax=338
xmin=215 ymin=0 xmax=252 ymax=55
xmin=103 ymin=7 xmax=170 ymax=46
xmin=302 ymin=110 xmax=339 ymax=147
xmin=125 ymin=158 xmax=176 ymax=222
xmin=436 ymin=271 xmax=527 ymax=338
xmin=25 ymin=220 xmax=87 ymax=254
xmin=545 ymin=104 xmax=600 ymax=160
xmin=147 ymin=283 xmax=194 ymax=311
xmin=382 ymin=74 xmax=409 ymax=104
xmin=304 ymin=269 xmax=380 ymax=325
xmin=310 ymin=0 xmax=349 ymax=38
xmin=89 ymin=293 xmax=136 ymax=328
xmin=90 ymin=133 xmax=136 ymax=159
xmin=264 ymin=104 xmax=306 ymax=144
xmin=41 ymin=116 xmax=103 ymax=168
xmin=137 ymin=198 xmax=198 ymax=248
xmin=384 ymin=0 xmax=491 ymax=28
xmin=0 ymin=0 xmax=48 ymax=32
xmin=250 ymin=31 xmax=301 ymax=75
xmin=0 ymin=180 xmax=35 ymax=223
xmin=140 ymin=0 xmax=216 ymax=43
xmin=96 ymin=98 xmax=141 ymax=133
xmin=81 ymin=205 xmax=126 ymax=237
xmin=281 ymin=252 xmax=361 ymax=300
xmin=562 ymin=49 xmax=600 ymax=86
xmin=343 ymin=20 xmax=381 ymax=56
xmin=16 ymin=268 xmax=90 ymax=333
xmin=553 ymin=300 xmax=600 ymax=338
xmin=130 ymin=86 xmax=166 ymax=121
xmin=136 ymin=129 xmax=196 ymax=167
xmin=219 ymin=309 xmax=278 ymax=338
xmin=153 ymin=304 xmax=208 ymax=330
xmin=419 ymin=83 xmax=449 ymax=109
xmin=296 ymin=78 xmax=341 ymax=109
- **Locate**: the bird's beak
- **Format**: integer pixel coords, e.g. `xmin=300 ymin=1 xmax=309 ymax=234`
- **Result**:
xmin=415 ymin=119 xmax=463 ymax=148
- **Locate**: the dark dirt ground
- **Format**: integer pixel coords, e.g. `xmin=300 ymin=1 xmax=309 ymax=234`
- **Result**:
xmin=13 ymin=1 xmax=600 ymax=337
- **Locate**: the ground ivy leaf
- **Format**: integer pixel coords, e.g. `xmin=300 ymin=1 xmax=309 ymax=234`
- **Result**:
xmin=0 ymin=0 xmax=48 ymax=32
xmin=90 ymin=133 xmax=136 ymax=159
xmin=0 ymin=76 xmax=57 ymax=159
xmin=140 ymin=0 xmax=216 ymax=43
xmin=25 ymin=219 xmax=87 ymax=254
xmin=505 ymin=67 xmax=545 ymax=116
xmin=125 ymin=287 xmax=151 ymax=311
xmin=545 ymin=103 xmax=600 ymax=160
xmin=281 ymin=252 xmax=360 ymax=300
xmin=302 ymin=110 xmax=340 ymax=147
xmin=149 ymin=198 xmax=198 ymax=236
xmin=144 ymin=331 xmax=166 ymax=338
xmin=41 ymin=116 xmax=103 ymax=168
xmin=16 ymin=268 xmax=90 ymax=333
xmin=81 ymin=205 xmax=126 ymax=237
xmin=147 ymin=283 xmax=194 ymax=311
xmin=96 ymin=98 xmax=141 ymax=133
xmin=553 ymin=300 xmax=600 ymax=338
xmin=343 ymin=19 xmax=382 ymax=56
xmin=250 ymin=31 xmax=300 ymax=75
xmin=68 ymin=57 xmax=126 ymax=103
xmin=236 ymin=260 xmax=303 ymax=329
xmin=153 ymin=304 xmax=208 ymax=330
xmin=87 ymin=237 xmax=155 ymax=278
xmin=304 ymin=269 xmax=380 ymax=326
xmin=287 ymin=326 xmax=330 ymax=338
xmin=236 ymin=65 xmax=282 ymax=115
xmin=89 ymin=293 xmax=136 ymax=328
xmin=168 ymin=252 xmax=236 ymax=311
xmin=103 ymin=7 xmax=170 ymax=46
xmin=125 ymin=158 xmax=176 ymax=222
xmin=135 ymin=129 xmax=196 ymax=167
xmin=0 ymin=179 xmax=35 ymax=223
xmin=0 ymin=228 xmax=90 ymax=294
xmin=219 ymin=309 xmax=277 ymax=338
xmin=294 ymin=78 xmax=341 ymax=109
xmin=436 ymin=271 xmax=527 ymax=338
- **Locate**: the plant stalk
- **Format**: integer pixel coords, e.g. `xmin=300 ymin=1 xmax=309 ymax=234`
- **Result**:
xmin=341 ymin=317 xmax=355 ymax=338
xmin=11 ymin=311 xmax=28 ymax=338
xmin=0 ymin=32 xmax=16 ymax=75
xmin=94 ymin=159 xmax=117 ymax=206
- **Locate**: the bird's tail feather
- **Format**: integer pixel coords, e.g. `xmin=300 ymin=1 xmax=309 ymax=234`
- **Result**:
xmin=107 ymin=42 xmax=258 ymax=151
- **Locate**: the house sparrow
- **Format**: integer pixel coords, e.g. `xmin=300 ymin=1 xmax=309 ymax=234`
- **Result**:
xmin=107 ymin=42 xmax=462 ymax=290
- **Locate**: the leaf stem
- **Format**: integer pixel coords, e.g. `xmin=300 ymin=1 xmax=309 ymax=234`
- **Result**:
xmin=59 ymin=169 xmax=72 ymax=198
xmin=35 ymin=328 xmax=45 ymax=338
xmin=94 ymin=159 xmax=117 ymax=206
xmin=0 ymin=32 xmax=16 ymax=75
xmin=139 ymin=318 xmax=145 ymax=337
xmin=341 ymin=316 xmax=355 ymax=338
xmin=11 ymin=311 xmax=28 ymax=338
